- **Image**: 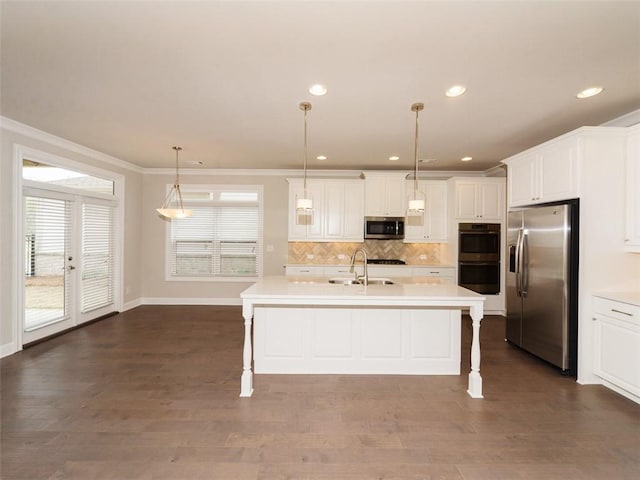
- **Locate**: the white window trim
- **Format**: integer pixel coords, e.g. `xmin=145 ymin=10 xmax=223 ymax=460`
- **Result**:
xmin=164 ymin=184 xmax=264 ymax=282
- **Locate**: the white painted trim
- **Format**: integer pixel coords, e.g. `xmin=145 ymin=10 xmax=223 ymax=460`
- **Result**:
xmin=1 ymin=117 xmax=144 ymax=174
xmin=141 ymin=297 xmax=242 ymax=306
xmin=0 ymin=342 xmax=18 ymax=359
xmin=600 ymin=108 xmax=640 ymax=127
xmin=145 ymin=168 xmax=499 ymax=178
xmin=123 ymin=298 xmax=143 ymax=311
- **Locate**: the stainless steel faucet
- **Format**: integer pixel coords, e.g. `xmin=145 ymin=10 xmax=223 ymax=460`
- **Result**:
xmin=349 ymin=248 xmax=368 ymax=286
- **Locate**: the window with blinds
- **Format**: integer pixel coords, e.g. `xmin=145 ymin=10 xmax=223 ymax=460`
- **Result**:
xmin=168 ymin=187 xmax=262 ymax=279
xmin=81 ymin=202 xmax=115 ymax=313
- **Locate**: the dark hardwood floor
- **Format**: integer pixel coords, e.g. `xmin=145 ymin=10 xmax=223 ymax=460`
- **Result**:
xmin=2 ymin=306 xmax=639 ymax=479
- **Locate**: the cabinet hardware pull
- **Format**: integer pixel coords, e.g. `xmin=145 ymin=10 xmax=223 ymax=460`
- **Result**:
xmin=611 ymin=308 xmax=633 ymax=317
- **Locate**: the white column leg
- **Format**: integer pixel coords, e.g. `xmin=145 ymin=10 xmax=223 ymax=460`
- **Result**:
xmin=240 ymin=305 xmax=254 ymax=397
xmin=467 ymin=303 xmax=483 ymax=398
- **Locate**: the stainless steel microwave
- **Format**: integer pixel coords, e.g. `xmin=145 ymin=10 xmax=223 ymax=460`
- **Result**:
xmin=364 ymin=216 xmax=405 ymax=240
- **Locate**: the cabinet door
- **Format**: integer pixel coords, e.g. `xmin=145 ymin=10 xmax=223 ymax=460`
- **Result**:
xmin=385 ymin=176 xmax=407 ymax=216
xmin=455 ymin=182 xmax=477 ymax=219
xmin=506 ymin=153 xmax=538 ymax=207
xmin=426 ymin=181 xmax=448 ymax=240
xmin=594 ymin=313 xmax=640 ymax=398
xmin=539 ymin=141 xmax=577 ymax=203
xmin=365 ymin=177 xmax=386 ymax=216
xmin=477 ymin=182 xmax=504 ymax=220
xmin=323 ymin=181 xmax=344 ymax=240
xmin=288 ymin=179 xmax=308 ymax=240
xmin=343 ymin=181 xmax=365 ymax=241
xmin=304 ymin=180 xmax=325 ymax=240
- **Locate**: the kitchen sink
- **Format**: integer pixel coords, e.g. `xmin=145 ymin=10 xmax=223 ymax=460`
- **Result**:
xmin=328 ymin=277 xmax=394 ymax=285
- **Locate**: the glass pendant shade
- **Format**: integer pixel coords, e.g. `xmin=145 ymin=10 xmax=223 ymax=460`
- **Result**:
xmin=408 ymin=198 xmax=425 ymax=214
xmin=156 ymin=146 xmax=192 ymax=219
xmin=296 ymin=196 xmax=313 ymax=212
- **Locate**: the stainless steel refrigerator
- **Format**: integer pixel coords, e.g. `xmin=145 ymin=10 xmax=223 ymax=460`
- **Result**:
xmin=506 ymin=201 xmax=579 ymax=374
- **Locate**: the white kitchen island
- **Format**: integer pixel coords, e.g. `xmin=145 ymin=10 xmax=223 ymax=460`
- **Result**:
xmin=240 ymin=276 xmax=486 ymax=399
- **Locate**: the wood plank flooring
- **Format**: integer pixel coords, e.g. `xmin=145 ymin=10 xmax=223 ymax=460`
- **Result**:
xmin=2 ymin=305 xmax=639 ymax=479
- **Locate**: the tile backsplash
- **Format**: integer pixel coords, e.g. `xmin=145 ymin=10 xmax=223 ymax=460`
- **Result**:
xmin=288 ymin=240 xmax=442 ymax=265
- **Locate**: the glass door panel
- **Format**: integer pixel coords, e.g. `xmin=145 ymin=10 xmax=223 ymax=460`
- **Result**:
xmin=23 ymin=193 xmax=75 ymax=341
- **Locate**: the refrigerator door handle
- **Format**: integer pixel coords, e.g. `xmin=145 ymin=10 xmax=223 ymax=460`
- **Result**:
xmin=515 ymin=227 xmax=523 ymax=296
xmin=521 ymin=229 xmax=529 ymax=297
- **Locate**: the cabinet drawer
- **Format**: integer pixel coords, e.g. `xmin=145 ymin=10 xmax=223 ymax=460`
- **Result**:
xmin=323 ymin=266 xmax=354 ymax=276
xmin=594 ymin=297 xmax=640 ymax=325
xmin=412 ymin=267 xmax=455 ymax=278
xmin=285 ymin=266 xmax=325 ymax=276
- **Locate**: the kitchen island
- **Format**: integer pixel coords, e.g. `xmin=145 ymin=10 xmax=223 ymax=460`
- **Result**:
xmin=240 ymin=276 xmax=485 ymax=399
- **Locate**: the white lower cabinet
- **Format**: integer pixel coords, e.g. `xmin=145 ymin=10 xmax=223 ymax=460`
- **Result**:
xmin=412 ymin=266 xmax=455 ymax=281
xmin=253 ymin=306 xmax=461 ymax=374
xmin=593 ymin=295 xmax=640 ymax=402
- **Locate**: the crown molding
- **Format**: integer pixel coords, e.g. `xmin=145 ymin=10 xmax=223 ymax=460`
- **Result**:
xmin=0 ymin=116 xmax=144 ymax=174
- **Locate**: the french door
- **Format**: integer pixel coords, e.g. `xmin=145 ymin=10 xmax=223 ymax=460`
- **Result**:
xmin=23 ymin=188 xmax=116 ymax=344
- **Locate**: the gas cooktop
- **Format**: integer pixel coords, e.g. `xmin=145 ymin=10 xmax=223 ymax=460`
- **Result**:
xmin=367 ymin=259 xmax=406 ymax=265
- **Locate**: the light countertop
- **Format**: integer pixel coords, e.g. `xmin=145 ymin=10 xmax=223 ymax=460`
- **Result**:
xmin=593 ymin=291 xmax=640 ymax=307
xmin=241 ymin=275 xmax=483 ymax=302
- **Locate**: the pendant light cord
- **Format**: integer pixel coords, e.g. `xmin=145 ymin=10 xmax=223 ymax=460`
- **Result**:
xmin=411 ymin=103 xmax=424 ymax=201
xmin=299 ymin=102 xmax=312 ymax=192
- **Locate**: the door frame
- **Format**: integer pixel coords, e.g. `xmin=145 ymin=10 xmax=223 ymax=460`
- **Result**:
xmin=12 ymin=144 xmax=124 ymax=350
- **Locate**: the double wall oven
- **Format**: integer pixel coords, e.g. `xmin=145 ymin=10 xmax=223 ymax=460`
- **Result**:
xmin=458 ymin=223 xmax=501 ymax=294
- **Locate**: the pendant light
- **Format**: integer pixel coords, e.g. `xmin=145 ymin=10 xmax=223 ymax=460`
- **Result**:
xmin=407 ymin=102 xmax=426 ymax=215
xmin=295 ymin=101 xmax=313 ymax=221
xmin=156 ymin=146 xmax=193 ymax=219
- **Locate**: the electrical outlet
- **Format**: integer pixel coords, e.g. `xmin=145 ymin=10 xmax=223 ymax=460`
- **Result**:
xmin=419 ymin=254 xmax=427 ymax=260
xmin=338 ymin=254 xmax=345 ymax=260
xmin=306 ymin=254 xmax=314 ymax=259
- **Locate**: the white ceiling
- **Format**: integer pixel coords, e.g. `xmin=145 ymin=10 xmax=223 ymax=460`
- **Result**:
xmin=2 ymin=1 xmax=639 ymax=172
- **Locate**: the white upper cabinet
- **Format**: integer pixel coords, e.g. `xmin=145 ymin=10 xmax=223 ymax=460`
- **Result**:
xmin=452 ymin=178 xmax=505 ymax=221
xmin=364 ymin=173 xmax=407 ymax=217
xmin=288 ymin=178 xmax=364 ymax=242
xmin=404 ymin=180 xmax=448 ymax=242
xmin=626 ymin=125 xmax=640 ymax=252
xmin=503 ymin=136 xmax=578 ymax=208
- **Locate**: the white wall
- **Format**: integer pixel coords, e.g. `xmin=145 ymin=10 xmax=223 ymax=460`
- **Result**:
xmin=140 ymin=172 xmax=290 ymax=304
xmin=0 ymin=120 xmax=143 ymax=355
xmin=577 ymin=130 xmax=640 ymax=384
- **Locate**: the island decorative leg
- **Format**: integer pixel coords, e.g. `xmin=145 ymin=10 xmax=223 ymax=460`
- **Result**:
xmin=467 ymin=304 xmax=483 ymax=398
xmin=240 ymin=306 xmax=254 ymax=397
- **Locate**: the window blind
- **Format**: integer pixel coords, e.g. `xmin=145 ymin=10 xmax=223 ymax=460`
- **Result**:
xmin=24 ymin=195 xmax=71 ymax=330
xmin=81 ymin=202 xmax=115 ymax=313
xmin=168 ymin=188 xmax=261 ymax=278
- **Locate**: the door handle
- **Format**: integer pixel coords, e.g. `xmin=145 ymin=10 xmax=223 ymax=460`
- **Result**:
xmin=521 ymin=230 xmax=529 ymax=297
xmin=67 ymin=265 xmax=76 ymax=271
xmin=515 ymin=228 xmax=523 ymax=296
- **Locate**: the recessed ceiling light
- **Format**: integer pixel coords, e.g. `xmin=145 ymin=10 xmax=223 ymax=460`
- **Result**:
xmin=446 ymin=85 xmax=466 ymax=97
xmin=576 ymin=86 xmax=603 ymax=99
xmin=316 ymin=155 xmax=327 ymax=160
xmin=461 ymin=156 xmax=473 ymax=162
xmin=419 ymin=159 xmax=436 ymax=164
xmin=389 ymin=155 xmax=400 ymax=161
xmin=309 ymin=84 xmax=327 ymax=96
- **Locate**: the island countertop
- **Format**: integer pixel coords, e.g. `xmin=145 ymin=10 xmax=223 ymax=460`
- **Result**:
xmin=241 ymin=275 xmax=484 ymax=304
xmin=239 ymin=275 xmax=486 ymax=399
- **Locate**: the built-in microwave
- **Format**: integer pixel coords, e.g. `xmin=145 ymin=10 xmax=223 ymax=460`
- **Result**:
xmin=364 ymin=216 xmax=405 ymax=240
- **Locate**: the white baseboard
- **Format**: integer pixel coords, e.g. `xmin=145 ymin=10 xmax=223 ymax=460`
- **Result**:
xmin=140 ymin=297 xmax=242 ymax=306
xmin=123 ymin=297 xmax=143 ymax=311
xmin=0 ymin=341 xmax=17 ymax=359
